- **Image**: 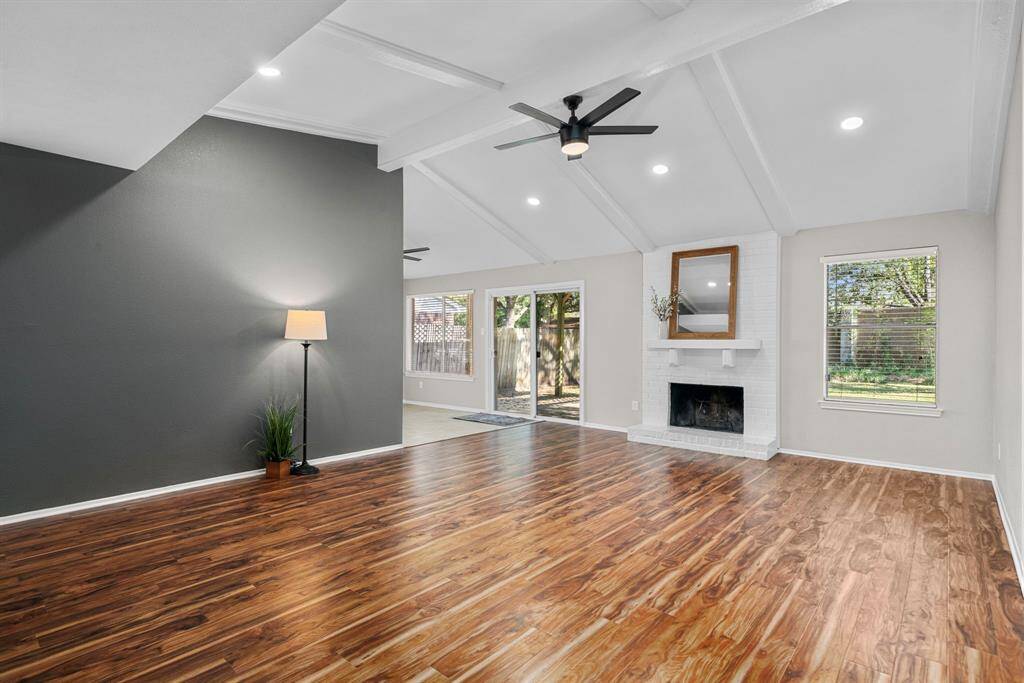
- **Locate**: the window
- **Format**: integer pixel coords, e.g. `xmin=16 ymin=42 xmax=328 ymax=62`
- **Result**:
xmin=408 ymin=292 xmax=473 ymax=377
xmin=823 ymin=247 xmax=937 ymax=407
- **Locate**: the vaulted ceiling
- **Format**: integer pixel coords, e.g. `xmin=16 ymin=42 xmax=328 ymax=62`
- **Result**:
xmin=3 ymin=1 xmax=1019 ymax=279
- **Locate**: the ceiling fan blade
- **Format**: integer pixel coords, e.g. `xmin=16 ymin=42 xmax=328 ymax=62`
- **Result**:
xmin=403 ymin=255 xmax=422 ymax=262
xmin=578 ymin=87 xmax=641 ymax=127
xmin=567 ymin=154 xmax=582 ymax=161
xmin=509 ymin=103 xmax=565 ymax=129
xmin=494 ymin=132 xmax=559 ymax=150
xmin=403 ymin=247 xmax=430 ymax=254
xmin=587 ymin=125 xmax=659 ymax=135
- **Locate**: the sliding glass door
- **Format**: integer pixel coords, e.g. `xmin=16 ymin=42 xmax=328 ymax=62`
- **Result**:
xmin=493 ymin=294 xmax=532 ymax=415
xmin=535 ymin=291 xmax=580 ymax=421
xmin=489 ymin=284 xmax=582 ymax=422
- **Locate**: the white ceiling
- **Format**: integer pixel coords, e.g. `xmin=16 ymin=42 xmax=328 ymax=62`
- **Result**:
xmin=5 ymin=1 xmax=1018 ymax=278
xmin=0 ymin=0 xmax=341 ymax=169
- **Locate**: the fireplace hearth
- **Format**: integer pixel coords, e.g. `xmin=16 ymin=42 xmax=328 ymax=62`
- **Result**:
xmin=669 ymin=383 xmax=744 ymax=434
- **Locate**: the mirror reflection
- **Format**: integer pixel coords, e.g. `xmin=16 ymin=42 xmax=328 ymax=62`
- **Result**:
xmin=671 ymin=247 xmax=737 ymax=338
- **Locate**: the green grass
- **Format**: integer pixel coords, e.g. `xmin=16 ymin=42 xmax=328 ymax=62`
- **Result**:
xmin=827 ymin=380 xmax=935 ymax=404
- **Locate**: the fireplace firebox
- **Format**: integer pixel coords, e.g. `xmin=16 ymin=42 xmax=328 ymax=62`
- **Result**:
xmin=669 ymin=383 xmax=743 ymax=434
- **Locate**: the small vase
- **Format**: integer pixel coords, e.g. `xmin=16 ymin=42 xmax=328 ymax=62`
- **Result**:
xmin=658 ymin=319 xmax=669 ymax=339
xmin=265 ymin=460 xmax=292 ymax=479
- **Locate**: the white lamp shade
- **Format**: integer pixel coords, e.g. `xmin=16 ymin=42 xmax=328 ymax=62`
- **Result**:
xmin=284 ymin=310 xmax=327 ymax=341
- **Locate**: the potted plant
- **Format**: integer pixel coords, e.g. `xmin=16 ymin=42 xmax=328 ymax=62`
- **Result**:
xmin=649 ymin=286 xmax=679 ymax=339
xmin=252 ymin=399 xmax=301 ymax=479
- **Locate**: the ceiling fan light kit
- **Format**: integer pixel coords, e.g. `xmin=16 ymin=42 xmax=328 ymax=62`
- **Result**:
xmin=497 ymin=88 xmax=657 ymax=160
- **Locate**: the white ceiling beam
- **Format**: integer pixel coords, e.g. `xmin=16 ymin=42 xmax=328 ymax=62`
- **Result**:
xmin=966 ymin=0 xmax=1023 ymax=213
xmin=531 ymin=124 xmax=656 ymax=252
xmin=313 ymin=19 xmax=504 ymax=91
xmin=377 ymin=0 xmax=850 ymax=171
xmin=565 ymin=163 xmax=658 ymax=252
xmin=638 ymin=0 xmax=693 ymax=21
xmin=208 ymin=104 xmax=385 ymax=145
xmin=411 ymin=162 xmax=554 ymax=264
xmin=690 ymin=52 xmax=796 ymax=235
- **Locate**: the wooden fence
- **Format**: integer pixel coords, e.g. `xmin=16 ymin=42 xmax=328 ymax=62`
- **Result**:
xmin=494 ymin=327 xmax=579 ymax=394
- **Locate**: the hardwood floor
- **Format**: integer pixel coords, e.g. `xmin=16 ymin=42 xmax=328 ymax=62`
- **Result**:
xmin=1 ymin=423 xmax=1022 ymax=681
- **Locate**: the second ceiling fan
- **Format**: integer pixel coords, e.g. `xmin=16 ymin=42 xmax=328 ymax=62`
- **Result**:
xmin=495 ymin=87 xmax=658 ymax=160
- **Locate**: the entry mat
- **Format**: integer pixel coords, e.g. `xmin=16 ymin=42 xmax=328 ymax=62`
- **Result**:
xmin=453 ymin=413 xmax=534 ymax=427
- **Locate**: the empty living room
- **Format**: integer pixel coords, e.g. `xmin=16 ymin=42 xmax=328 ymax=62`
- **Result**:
xmin=3 ymin=0 xmax=1024 ymax=680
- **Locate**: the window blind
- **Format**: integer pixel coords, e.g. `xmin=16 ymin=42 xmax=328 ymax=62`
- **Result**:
xmin=824 ymin=249 xmax=936 ymax=406
xmin=409 ymin=293 xmax=473 ymax=375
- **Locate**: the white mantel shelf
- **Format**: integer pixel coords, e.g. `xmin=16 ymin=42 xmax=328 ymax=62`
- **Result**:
xmin=647 ymin=338 xmax=762 ymax=367
xmin=647 ymin=339 xmax=761 ymax=350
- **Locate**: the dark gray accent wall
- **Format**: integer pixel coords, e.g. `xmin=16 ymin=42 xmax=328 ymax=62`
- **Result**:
xmin=0 ymin=116 xmax=403 ymax=516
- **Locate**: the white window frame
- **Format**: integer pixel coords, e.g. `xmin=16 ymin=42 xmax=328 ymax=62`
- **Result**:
xmin=818 ymin=246 xmax=942 ymax=418
xmin=405 ymin=290 xmax=475 ymax=382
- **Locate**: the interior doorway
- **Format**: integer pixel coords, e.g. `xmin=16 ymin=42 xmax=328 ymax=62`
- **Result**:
xmin=487 ymin=282 xmax=584 ymax=423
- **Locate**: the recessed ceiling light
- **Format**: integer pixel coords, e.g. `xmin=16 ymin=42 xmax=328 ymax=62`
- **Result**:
xmin=840 ymin=116 xmax=863 ymax=131
xmin=707 ymin=281 xmax=717 ymax=288
xmin=652 ymin=164 xmax=669 ymax=175
xmin=526 ymin=197 xmax=541 ymax=207
xmin=257 ymin=66 xmax=281 ymax=78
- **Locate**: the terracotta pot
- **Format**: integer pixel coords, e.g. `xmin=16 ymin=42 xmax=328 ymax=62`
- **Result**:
xmin=265 ymin=460 xmax=292 ymax=479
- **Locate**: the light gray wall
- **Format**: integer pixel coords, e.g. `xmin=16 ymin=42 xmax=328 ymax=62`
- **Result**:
xmin=403 ymin=252 xmax=642 ymax=428
xmin=0 ymin=116 xmax=403 ymax=516
xmin=780 ymin=210 xmax=995 ymax=474
xmin=994 ymin=40 xmax=1023 ymax=551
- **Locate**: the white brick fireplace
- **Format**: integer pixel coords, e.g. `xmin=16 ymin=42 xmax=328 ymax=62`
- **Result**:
xmin=628 ymin=232 xmax=780 ymax=460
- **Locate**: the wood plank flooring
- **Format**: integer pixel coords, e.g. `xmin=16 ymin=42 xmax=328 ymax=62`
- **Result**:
xmin=1 ymin=423 xmax=1022 ymax=681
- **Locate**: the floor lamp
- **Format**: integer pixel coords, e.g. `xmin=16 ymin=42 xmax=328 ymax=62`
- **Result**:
xmin=284 ymin=309 xmax=327 ymax=476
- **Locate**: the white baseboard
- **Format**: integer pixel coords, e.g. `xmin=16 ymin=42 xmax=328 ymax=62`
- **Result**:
xmin=403 ymin=399 xmax=483 ymax=413
xmin=777 ymin=447 xmax=992 ymax=480
xmin=780 ymin=446 xmax=1023 ymax=598
xmin=992 ymin=474 xmax=1024 ymax=598
xmin=582 ymin=422 xmax=629 ymax=433
xmin=0 ymin=442 xmax=403 ymax=527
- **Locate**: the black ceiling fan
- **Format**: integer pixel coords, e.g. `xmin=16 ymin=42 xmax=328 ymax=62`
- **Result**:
xmin=495 ymin=87 xmax=657 ymax=160
xmin=403 ymin=247 xmax=429 ymax=262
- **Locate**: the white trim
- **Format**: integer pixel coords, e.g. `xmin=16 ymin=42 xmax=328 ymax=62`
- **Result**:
xmin=406 ymin=288 xmax=474 ymax=299
xmin=306 ymin=443 xmax=402 ymax=467
xmin=410 ymin=162 xmax=553 ymax=264
xmin=820 ymin=245 xmax=938 ymax=265
xmin=648 ymin=338 xmax=761 ymax=350
xmin=821 ymin=246 xmax=940 ymax=410
xmin=0 ymin=443 xmax=402 ymax=527
xmin=403 ymin=399 xmax=482 ymax=413
xmin=966 ymin=0 xmax=1024 ymax=212
xmin=405 ymin=290 xmax=475 ymax=379
xmin=818 ymin=400 xmax=943 ymax=418
xmin=778 ymin=447 xmax=990 ymax=480
xmin=691 ymin=52 xmax=795 ymax=235
xmin=405 ymin=372 xmax=475 ymax=382
xmin=314 ymin=20 xmax=503 ymax=91
xmin=582 ymin=422 xmax=629 ymax=433
xmin=993 ymin=470 xmax=1024 ymax=598
xmin=208 ymin=104 xmax=384 ymax=145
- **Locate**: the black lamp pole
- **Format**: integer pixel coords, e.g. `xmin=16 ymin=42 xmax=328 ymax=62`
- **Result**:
xmin=291 ymin=340 xmax=319 ymax=476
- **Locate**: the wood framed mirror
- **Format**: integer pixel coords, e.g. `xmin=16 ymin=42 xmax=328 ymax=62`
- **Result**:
xmin=669 ymin=245 xmax=738 ymax=339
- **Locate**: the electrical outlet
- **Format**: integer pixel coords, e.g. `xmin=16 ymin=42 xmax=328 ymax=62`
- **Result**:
xmin=997 ymin=443 xmax=1002 ymax=461
xmin=631 ymin=400 xmax=639 ymax=411
xmin=418 ymin=381 xmax=424 ymax=389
